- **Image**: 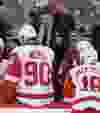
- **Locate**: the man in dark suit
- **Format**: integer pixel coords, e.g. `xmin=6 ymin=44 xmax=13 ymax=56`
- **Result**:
xmin=51 ymin=13 xmax=75 ymax=102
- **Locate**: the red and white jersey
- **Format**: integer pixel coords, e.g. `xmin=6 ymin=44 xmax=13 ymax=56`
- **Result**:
xmin=5 ymin=45 xmax=54 ymax=107
xmin=64 ymin=64 xmax=100 ymax=111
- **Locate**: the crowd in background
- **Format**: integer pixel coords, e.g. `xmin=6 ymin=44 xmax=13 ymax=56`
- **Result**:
xmin=0 ymin=0 xmax=99 ymax=61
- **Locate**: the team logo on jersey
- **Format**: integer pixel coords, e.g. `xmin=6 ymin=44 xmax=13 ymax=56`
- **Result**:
xmin=64 ymin=64 xmax=100 ymax=111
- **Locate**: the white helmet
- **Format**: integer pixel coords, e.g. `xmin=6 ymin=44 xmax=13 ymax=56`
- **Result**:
xmin=18 ymin=23 xmax=37 ymax=44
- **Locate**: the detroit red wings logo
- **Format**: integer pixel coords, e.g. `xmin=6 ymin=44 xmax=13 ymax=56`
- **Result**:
xmin=70 ymin=64 xmax=100 ymax=92
xmin=65 ymin=64 xmax=100 ymax=111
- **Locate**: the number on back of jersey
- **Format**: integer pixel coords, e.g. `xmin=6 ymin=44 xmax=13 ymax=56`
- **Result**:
xmin=24 ymin=61 xmax=48 ymax=85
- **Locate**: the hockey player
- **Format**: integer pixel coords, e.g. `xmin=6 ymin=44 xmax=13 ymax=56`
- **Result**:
xmin=64 ymin=35 xmax=100 ymax=112
xmin=64 ymin=36 xmax=98 ymax=100
xmin=3 ymin=23 xmax=54 ymax=107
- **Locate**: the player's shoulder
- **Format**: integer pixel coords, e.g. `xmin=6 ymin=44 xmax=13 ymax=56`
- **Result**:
xmin=35 ymin=45 xmax=54 ymax=55
xmin=48 ymin=47 xmax=55 ymax=60
xmin=11 ymin=46 xmax=23 ymax=53
xmin=11 ymin=45 xmax=54 ymax=58
xmin=10 ymin=45 xmax=33 ymax=55
xmin=43 ymin=46 xmax=55 ymax=59
xmin=36 ymin=45 xmax=55 ymax=61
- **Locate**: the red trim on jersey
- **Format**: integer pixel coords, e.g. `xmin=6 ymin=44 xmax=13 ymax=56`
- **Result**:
xmin=16 ymin=102 xmax=72 ymax=109
xmin=72 ymin=108 xmax=100 ymax=113
xmin=5 ymin=63 xmax=19 ymax=81
xmin=72 ymin=96 xmax=100 ymax=105
xmin=49 ymin=101 xmax=72 ymax=109
xmin=17 ymin=94 xmax=48 ymax=99
xmin=7 ymin=58 xmax=21 ymax=78
xmin=16 ymin=104 xmax=48 ymax=109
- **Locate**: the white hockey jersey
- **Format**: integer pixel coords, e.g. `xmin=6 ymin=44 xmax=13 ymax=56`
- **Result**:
xmin=5 ymin=45 xmax=54 ymax=107
xmin=64 ymin=64 xmax=100 ymax=111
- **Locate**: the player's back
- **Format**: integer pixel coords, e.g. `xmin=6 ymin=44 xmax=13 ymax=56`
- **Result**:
xmin=6 ymin=45 xmax=54 ymax=107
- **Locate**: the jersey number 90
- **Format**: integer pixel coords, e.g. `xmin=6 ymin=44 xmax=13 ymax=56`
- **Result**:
xmin=24 ymin=61 xmax=48 ymax=85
